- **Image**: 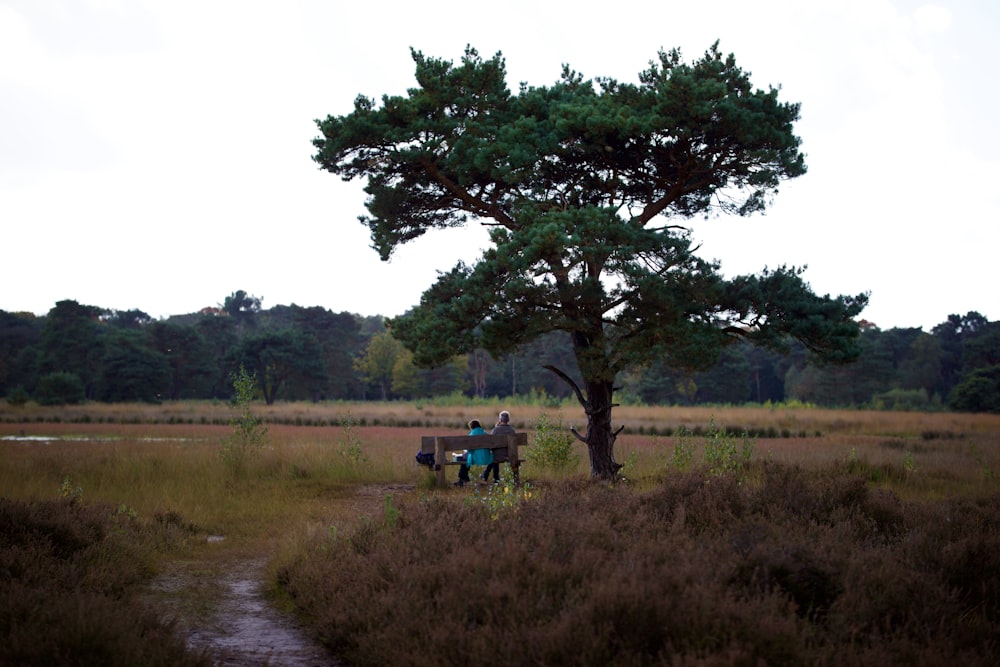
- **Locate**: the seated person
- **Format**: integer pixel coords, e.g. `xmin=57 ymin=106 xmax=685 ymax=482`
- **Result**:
xmin=455 ymin=419 xmax=488 ymax=486
xmin=481 ymin=410 xmax=515 ymax=482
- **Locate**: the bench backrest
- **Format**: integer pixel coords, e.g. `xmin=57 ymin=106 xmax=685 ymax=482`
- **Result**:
xmin=422 ymin=433 xmax=529 ymax=486
xmin=419 ymin=432 xmax=528 ymax=454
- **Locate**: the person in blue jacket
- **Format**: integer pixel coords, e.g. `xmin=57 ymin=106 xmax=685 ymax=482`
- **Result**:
xmin=454 ymin=419 xmax=489 ymax=486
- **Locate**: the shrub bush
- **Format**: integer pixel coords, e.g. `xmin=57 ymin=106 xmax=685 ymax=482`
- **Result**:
xmin=277 ymin=463 xmax=1000 ymax=666
xmin=0 ymin=498 xmax=208 ymax=667
xmin=5 ymin=386 xmax=28 ymax=406
xmin=528 ymin=412 xmax=579 ymax=471
xmin=872 ymin=387 xmax=939 ymax=411
xmin=34 ymin=372 xmax=85 ymax=406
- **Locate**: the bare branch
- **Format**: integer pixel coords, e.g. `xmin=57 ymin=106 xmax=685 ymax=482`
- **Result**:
xmin=543 ymin=364 xmax=588 ymax=408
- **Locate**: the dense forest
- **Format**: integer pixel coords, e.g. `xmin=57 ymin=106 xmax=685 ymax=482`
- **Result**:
xmin=1 ymin=292 xmax=997 ymax=412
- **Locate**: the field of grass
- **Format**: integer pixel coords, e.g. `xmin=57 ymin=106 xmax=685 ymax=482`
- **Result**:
xmin=2 ymin=400 xmax=999 ymax=665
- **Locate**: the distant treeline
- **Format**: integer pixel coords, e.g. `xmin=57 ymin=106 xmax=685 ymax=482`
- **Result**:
xmin=1 ymin=292 xmax=997 ymax=412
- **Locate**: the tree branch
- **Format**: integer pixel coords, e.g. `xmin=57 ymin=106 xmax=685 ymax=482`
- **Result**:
xmin=543 ymin=364 xmax=588 ymax=408
xmin=422 ymin=158 xmax=516 ymax=226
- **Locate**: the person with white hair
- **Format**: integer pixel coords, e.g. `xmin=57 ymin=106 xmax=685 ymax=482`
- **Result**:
xmin=482 ymin=410 xmax=515 ymax=483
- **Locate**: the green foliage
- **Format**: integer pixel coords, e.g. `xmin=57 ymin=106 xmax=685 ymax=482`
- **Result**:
xmin=424 ymin=388 xmax=575 ymax=408
xmin=222 ymin=289 xmax=261 ymax=320
xmin=354 ymin=331 xmax=400 ymax=398
xmin=949 ymin=365 xmax=1000 ymax=413
xmin=468 ymin=467 xmax=534 ymax=520
xmin=6 ymin=385 xmax=28 ymax=406
xmin=620 ymin=448 xmax=639 ymax=473
xmin=344 ymin=496 xmax=404 ymax=554
xmin=220 ymin=365 xmax=269 ymax=472
xmin=773 ymin=398 xmax=817 ymax=409
xmin=0 ymin=298 xmax=996 ymax=412
xmin=528 ymin=412 xmax=579 ymax=471
xmin=522 ymin=386 xmax=564 ymax=408
xmin=59 ymin=476 xmax=84 ymax=502
xmin=336 ymin=412 xmax=368 ymax=466
xmin=701 ymin=419 xmax=755 ymax=476
xmin=844 ymin=448 xmax=909 ymax=484
xmin=669 ymin=428 xmax=696 ymax=471
xmin=231 ymin=329 xmax=328 ymax=405
xmin=37 ymin=300 xmax=103 ymax=398
xmin=35 ymin=371 xmax=85 ymax=405
xmin=97 ymin=329 xmax=170 ymax=402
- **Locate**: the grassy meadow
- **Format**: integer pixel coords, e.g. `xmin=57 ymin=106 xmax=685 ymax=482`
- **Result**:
xmin=2 ymin=400 xmax=1000 ymax=665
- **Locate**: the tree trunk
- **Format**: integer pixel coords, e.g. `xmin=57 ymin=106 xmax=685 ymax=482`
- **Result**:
xmin=544 ymin=365 xmax=622 ymax=479
xmin=582 ymin=379 xmax=622 ymax=479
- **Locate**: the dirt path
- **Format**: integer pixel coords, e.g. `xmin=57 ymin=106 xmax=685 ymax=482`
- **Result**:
xmin=148 ymin=484 xmax=415 ymax=666
xmin=149 ymin=556 xmax=339 ymax=667
xmin=189 ymin=558 xmax=338 ymax=667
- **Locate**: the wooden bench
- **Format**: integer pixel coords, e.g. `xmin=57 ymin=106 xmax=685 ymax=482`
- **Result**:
xmin=419 ymin=433 xmax=529 ymax=487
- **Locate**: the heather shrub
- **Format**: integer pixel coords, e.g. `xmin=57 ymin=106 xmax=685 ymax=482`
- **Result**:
xmin=0 ymin=497 xmax=208 ymax=667
xmin=277 ymin=464 xmax=1000 ymax=666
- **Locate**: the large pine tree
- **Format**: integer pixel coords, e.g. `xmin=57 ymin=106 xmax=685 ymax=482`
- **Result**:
xmin=313 ymin=44 xmax=868 ymax=478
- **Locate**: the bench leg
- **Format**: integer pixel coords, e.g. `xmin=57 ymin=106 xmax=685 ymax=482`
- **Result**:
xmin=434 ymin=437 xmax=447 ymax=487
xmin=508 ymin=436 xmax=520 ymax=485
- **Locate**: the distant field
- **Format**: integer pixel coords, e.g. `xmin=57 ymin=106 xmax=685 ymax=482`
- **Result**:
xmin=3 ymin=400 xmax=999 ymax=507
xmin=4 ymin=398 xmax=998 ymax=435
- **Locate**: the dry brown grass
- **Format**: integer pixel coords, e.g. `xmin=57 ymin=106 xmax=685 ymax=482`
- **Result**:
xmin=4 ymin=399 xmax=998 ymax=435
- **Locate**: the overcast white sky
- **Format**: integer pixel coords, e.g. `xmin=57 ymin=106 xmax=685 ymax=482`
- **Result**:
xmin=2 ymin=0 xmax=996 ymax=331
